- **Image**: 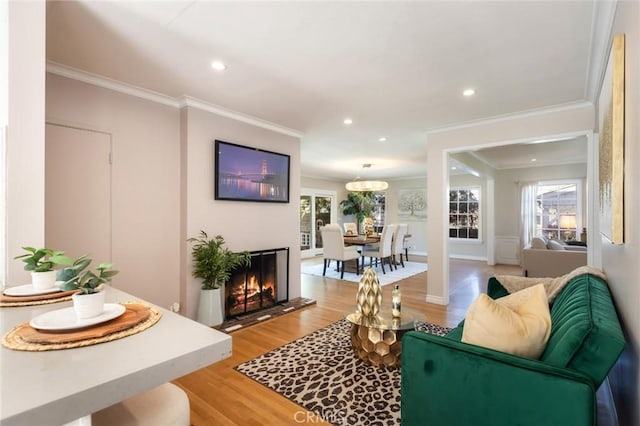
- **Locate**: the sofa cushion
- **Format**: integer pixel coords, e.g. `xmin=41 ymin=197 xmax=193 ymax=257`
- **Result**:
xmin=540 ymin=274 xmax=625 ymax=385
xmin=547 ymin=239 xmax=566 ymax=250
xmin=461 ymin=284 xmax=551 ymax=359
xmin=530 ymin=237 xmax=547 ymax=249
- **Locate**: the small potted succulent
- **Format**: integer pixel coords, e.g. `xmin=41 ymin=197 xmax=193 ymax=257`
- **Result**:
xmin=188 ymin=231 xmax=251 ymax=326
xmin=14 ymin=247 xmax=73 ymax=290
xmin=58 ymin=255 xmax=119 ymax=319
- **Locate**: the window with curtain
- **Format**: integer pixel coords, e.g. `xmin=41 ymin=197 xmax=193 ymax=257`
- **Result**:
xmin=535 ymin=181 xmax=581 ymax=241
xmin=449 ymin=187 xmax=480 ymax=240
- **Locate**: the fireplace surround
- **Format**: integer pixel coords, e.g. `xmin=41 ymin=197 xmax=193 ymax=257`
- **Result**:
xmin=224 ymin=247 xmax=289 ymax=319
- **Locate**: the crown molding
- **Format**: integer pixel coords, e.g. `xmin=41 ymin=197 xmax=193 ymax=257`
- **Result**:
xmin=179 ymin=96 xmax=303 ymax=138
xmin=47 ymin=61 xmax=180 ymax=108
xmin=46 ymin=61 xmax=304 ymax=139
xmin=585 ymin=0 xmax=618 ymax=103
xmin=425 ymin=101 xmax=593 ymax=136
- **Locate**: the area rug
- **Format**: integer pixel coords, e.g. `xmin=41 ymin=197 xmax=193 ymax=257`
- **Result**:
xmin=301 ymin=261 xmax=427 ymax=286
xmin=235 ymin=319 xmax=451 ymax=425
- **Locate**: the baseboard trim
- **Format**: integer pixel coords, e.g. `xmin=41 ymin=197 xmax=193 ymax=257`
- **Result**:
xmin=449 ymin=254 xmax=487 ymax=262
xmin=425 ymin=294 xmax=448 ymax=305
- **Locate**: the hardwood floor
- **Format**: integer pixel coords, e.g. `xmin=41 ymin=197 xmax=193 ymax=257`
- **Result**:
xmin=174 ymin=259 xmax=613 ymax=425
xmin=174 ymin=259 xmax=520 ymax=425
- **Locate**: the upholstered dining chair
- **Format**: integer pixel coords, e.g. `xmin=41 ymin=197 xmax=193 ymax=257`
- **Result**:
xmin=392 ymin=224 xmax=408 ymax=269
xmin=362 ymin=224 xmax=396 ymax=274
xmin=343 ymin=222 xmax=358 ymax=236
xmin=320 ymin=224 xmax=361 ymax=279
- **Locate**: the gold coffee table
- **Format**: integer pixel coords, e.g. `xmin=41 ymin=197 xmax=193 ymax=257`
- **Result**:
xmin=345 ymin=307 xmax=425 ymax=368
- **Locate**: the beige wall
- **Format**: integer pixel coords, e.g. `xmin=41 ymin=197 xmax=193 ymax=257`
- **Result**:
xmin=603 ymin=2 xmax=640 ymax=423
xmin=46 ymin=74 xmax=182 ymax=310
xmin=426 ymin=104 xmax=594 ymax=304
xmin=182 ymin=106 xmax=301 ymax=318
xmin=6 ymin=2 xmax=46 ymax=284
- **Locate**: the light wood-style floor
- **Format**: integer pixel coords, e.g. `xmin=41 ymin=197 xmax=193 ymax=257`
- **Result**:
xmin=174 ymin=258 xmax=523 ymax=425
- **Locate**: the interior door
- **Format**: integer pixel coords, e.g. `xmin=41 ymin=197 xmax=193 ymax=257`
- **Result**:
xmin=45 ymin=123 xmax=112 ymax=264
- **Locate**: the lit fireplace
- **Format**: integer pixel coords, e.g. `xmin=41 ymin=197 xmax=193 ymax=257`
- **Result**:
xmin=224 ymin=248 xmax=289 ymax=319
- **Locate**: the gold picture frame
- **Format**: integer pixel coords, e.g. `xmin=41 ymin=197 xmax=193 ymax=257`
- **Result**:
xmin=598 ymin=34 xmax=625 ymax=244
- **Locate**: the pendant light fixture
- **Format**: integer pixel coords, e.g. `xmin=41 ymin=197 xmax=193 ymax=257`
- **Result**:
xmin=345 ymin=164 xmax=389 ymax=191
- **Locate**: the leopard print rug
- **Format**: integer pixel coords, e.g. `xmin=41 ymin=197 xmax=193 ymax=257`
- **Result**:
xmin=235 ymin=319 xmax=451 ymax=425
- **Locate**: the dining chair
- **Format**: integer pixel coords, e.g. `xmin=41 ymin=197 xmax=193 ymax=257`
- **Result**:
xmin=392 ymin=224 xmax=408 ymax=269
xmin=362 ymin=224 xmax=396 ymax=274
xmin=320 ymin=224 xmax=361 ymax=279
xmin=343 ymin=222 xmax=358 ymax=236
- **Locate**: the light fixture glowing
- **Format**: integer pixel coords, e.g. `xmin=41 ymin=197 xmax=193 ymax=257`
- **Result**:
xmin=531 ymin=158 xmax=537 ymax=162
xmin=379 ymin=137 xmax=387 ymax=142
xmin=211 ymin=61 xmax=227 ymax=71
xmin=343 ymin=118 xmax=353 ymax=125
xmin=463 ymin=88 xmax=475 ymax=97
xmin=346 ymin=164 xmax=388 ymax=191
xmin=451 ymin=166 xmax=457 ymax=170
xmin=346 ymin=180 xmax=389 ymax=191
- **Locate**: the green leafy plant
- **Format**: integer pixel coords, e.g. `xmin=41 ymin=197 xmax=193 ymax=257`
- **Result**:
xmin=14 ymin=247 xmax=73 ymax=272
xmin=339 ymin=191 xmax=375 ymax=224
xmin=58 ymin=255 xmax=119 ymax=294
xmin=188 ymin=231 xmax=251 ymax=290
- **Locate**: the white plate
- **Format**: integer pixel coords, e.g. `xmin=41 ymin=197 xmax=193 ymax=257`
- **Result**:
xmin=30 ymin=303 xmax=126 ymax=331
xmin=3 ymin=282 xmax=64 ymax=297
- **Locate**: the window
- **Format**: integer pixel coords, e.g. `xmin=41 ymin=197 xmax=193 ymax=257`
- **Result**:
xmin=449 ymin=187 xmax=480 ymax=240
xmin=536 ymin=181 xmax=581 ymax=241
xmin=371 ymin=192 xmax=386 ymax=232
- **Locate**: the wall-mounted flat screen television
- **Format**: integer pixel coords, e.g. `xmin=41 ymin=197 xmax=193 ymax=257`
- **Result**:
xmin=214 ymin=140 xmax=290 ymax=203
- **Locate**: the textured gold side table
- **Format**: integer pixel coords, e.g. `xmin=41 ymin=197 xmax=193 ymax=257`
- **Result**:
xmin=345 ymin=307 xmax=425 ymax=368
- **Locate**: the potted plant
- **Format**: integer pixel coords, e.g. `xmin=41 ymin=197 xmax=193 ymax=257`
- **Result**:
xmin=58 ymin=255 xmax=119 ymax=319
xmin=14 ymin=247 xmax=73 ymax=290
xmin=340 ymin=191 xmax=375 ymax=234
xmin=188 ymin=231 xmax=251 ymax=326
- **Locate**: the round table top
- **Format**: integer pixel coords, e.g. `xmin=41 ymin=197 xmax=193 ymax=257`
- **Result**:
xmin=345 ymin=306 xmax=425 ymax=331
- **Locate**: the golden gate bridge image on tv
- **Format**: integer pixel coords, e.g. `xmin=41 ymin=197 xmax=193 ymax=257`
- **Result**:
xmin=219 ymin=159 xmax=288 ymax=200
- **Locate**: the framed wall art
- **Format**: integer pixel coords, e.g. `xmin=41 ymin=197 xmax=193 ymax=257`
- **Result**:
xmin=598 ymin=34 xmax=625 ymax=244
xmin=398 ymin=188 xmax=427 ymax=221
xmin=215 ymin=140 xmax=290 ymax=203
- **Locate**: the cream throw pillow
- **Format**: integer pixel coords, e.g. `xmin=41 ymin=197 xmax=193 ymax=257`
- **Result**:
xmin=461 ymin=284 xmax=551 ymax=359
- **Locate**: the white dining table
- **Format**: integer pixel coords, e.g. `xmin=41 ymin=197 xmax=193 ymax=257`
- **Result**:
xmin=0 ymin=286 xmax=232 ymax=426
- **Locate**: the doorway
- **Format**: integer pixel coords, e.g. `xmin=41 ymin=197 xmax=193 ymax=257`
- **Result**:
xmin=45 ymin=123 xmax=112 ymax=263
xmin=300 ymin=189 xmax=337 ymax=258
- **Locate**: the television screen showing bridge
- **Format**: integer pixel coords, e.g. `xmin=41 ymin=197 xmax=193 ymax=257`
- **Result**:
xmin=215 ymin=140 xmax=290 ymax=202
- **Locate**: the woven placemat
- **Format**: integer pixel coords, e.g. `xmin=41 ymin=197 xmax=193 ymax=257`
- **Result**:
xmin=2 ymin=302 xmax=162 ymax=351
xmin=0 ymin=290 xmax=76 ymax=307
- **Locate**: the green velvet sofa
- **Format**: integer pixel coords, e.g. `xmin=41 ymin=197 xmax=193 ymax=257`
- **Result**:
xmin=401 ymin=273 xmax=625 ymax=426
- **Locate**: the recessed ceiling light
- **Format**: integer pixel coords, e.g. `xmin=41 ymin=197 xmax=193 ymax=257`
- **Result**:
xmin=343 ymin=118 xmax=353 ymax=125
xmin=211 ymin=61 xmax=227 ymax=71
xmin=379 ymin=137 xmax=387 ymax=142
xmin=531 ymin=158 xmax=537 ymax=162
xmin=463 ymin=88 xmax=475 ymax=97
xmin=451 ymin=166 xmax=457 ymax=170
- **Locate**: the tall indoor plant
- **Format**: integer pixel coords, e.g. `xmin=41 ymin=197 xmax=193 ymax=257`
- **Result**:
xmin=188 ymin=231 xmax=251 ymax=326
xmin=340 ymin=191 xmax=375 ymax=234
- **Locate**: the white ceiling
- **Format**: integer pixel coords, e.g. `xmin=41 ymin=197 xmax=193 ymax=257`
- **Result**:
xmin=46 ymin=1 xmax=601 ymax=181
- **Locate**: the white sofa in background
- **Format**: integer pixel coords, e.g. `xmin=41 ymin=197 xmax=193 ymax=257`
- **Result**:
xmin=522 ymin=236 xmax=587 ymax=277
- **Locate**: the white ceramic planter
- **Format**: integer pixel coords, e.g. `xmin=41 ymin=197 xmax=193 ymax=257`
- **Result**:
xmin=196 ymin=288 xmax=223 ymax=327
xmin=31 ymin=270 xmax=58 ymax=290
xmin=72 ymin=290 xmax=106 ymax=319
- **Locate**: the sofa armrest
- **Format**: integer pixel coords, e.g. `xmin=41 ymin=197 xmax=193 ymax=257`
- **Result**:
xmin=401 ymin=331 xmax=596 ymax=426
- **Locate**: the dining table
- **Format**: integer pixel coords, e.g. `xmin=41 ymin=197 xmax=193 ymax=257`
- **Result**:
xmin=0 ymin=286 xmax=231 ymax=426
